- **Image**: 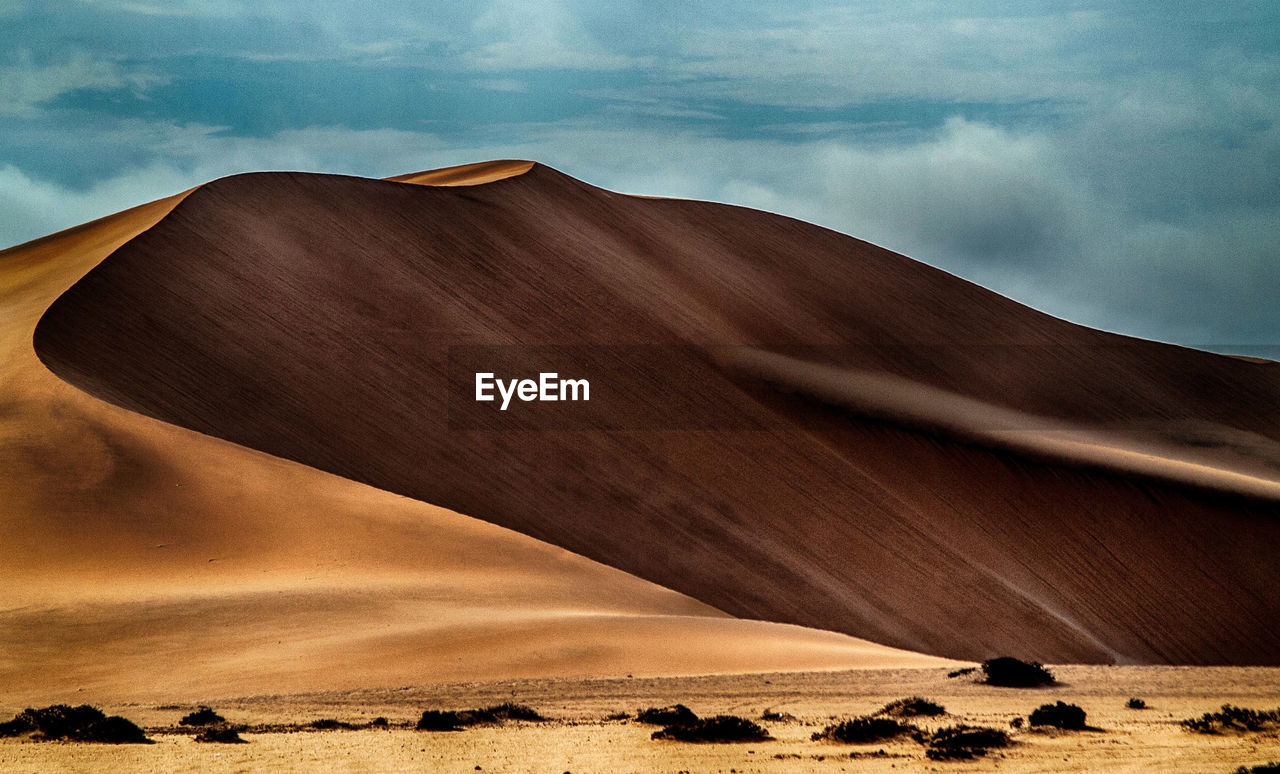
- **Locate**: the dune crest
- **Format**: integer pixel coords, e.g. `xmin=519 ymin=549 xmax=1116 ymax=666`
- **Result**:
xmin=29 ymin=162 xmax=1280 ymax=666
xmin=386 ymin=159 xmax=535 ymax=186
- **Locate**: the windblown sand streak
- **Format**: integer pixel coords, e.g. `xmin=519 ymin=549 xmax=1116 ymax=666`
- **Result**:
xmin=717 ymin=347 xmax=1280 ymax=500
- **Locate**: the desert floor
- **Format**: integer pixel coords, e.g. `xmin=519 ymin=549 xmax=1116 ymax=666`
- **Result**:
xmin=3 ymin=665 xmax=1279 ymax=773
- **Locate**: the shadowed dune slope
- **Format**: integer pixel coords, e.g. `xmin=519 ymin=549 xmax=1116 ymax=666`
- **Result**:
xmin=0 ymin=174 xmax=951 ymax=706
xmin=35 ymin=163 xmax=1280 ymax=665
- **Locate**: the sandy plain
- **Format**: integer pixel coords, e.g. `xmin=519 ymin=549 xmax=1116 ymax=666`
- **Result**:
xmin=4 ymin=666 xmax=1280 ymax=772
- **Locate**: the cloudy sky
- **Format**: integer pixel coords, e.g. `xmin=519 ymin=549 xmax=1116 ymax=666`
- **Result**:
xmin=3 ymin=1 xmax=1278 ymax=354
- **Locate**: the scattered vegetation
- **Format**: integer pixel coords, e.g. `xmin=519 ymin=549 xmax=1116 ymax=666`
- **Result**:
xmin=760 ymin=708 xmax=796 ymax=722
xmin=1029 ymin=701 xmax=1089 ymax=730
xmin=416 ymin=711 xmax=463 ymax=731
xmin=78 ymin=716 xmax=154 ymax=744
xmin=876 ymin=697 xmax=945 ymax=717
xmin=812 ymin=716 xmax=918 ymax=744
xmin=179 ymin=706 xmax=226 ymax=726
xmin=636 ymin=704 xmax=698 ymax=726
xmin=1183 ymin=705 xmax=1280 ymax=734
xmin=194 ymin=727 xmax=247 ymax=744
xmin=651 ymin=715 xmax=771 ymax=743
xmin=604 ymin=711 xmax=630 ymax=721
xmin=478 ymin=703 xmax=543 ymax=722
xmin=922 ymin=725 xmax=1011 ymax=761
xmin=415 ymin=703 xmax=545 ymax=731
xmin=946 ymin=667 xmax=976 ymax=678
xmin=309 ymin=718 xmax=357 ymax=730
xmin=1127 ymin=698 xmax=1147 ymax=710
xmin=981 ymin=657 xmax=1056 ymax=687
xmin=0 ymin=705 xmax=151 ymax=744
xmin=1236 ymin=763 xmax=1280 ymax=773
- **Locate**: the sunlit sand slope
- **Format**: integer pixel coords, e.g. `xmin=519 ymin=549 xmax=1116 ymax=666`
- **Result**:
xmin=0 ymin=173 xmax=949 ymax=706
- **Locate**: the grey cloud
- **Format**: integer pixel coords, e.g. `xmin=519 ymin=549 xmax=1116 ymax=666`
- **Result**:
xmin=2 ymin=0 xmax=1278 ymax=355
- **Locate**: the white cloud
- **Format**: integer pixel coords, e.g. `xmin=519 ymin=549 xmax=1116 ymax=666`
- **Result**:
xmin=468 ymin=0 xmax=647 ymax=70
xmin=0 ymin=125 xmax=452 ymax=248
xmin=0 ymin=53 xmax=161 ymax=116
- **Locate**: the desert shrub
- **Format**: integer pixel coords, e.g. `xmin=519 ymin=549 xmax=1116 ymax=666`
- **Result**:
xmin=1029 ymin=702 xmax=1088 ymax=730
xmin=370 ymin=717 xmax=389 ymax=727
xmin=924 ymin=725 xmax=1010 ymax=760
xmin=1237 ymin=763 xmax=1280 ymax=773
xmin=981 ymin=657 xmax=1056 ymax=687
xmin=812 ymin=716 xmax=917 ymax=744
xmin=1127 ymin=698 xmax=1147 ymax=710
xmin=0 ymin=718 xmax=26 ymax=737
xmin=651 ymin=715 xmax=770 ymax=743
xmin=416 ymin=703 xmax=544 ymax=731
xmin=877 ymin=697 xmax=945 ymax=717
xmin=194 ymin=727 xmax=247 ymax=744
xmin=1009 ymin=717 xmax=1024 ymax=729
xmin=0 ymin=705 xmax=151 ymax=744
xmin=475 ymin=703 xmax=543 ymax=722
xmin=78 ymin=716 xmax=152 ymax=744
xmin=416 ymin=710 xmax=463 ymax=731
xmin=179 ymin=707 xmax=225 ymax=726
xmin=947 ymin=667 xmax=976 ymax=678
xmin=636 ymin=704 xmax=698 ymax=725
xmin=1183 ymin=705 xmax=1280 ymax=734
xmin=309 ymin=718 xmax=356 ymax=730
xmin=2 ymin=705 xmax=104 ymax=739
xmin=604 ymin=711 xmax=630 ymax=721
xmin=0 ymin=714 xmax=34 ymax=737
xmin=760 ymin=709 xmax=796 ymax=722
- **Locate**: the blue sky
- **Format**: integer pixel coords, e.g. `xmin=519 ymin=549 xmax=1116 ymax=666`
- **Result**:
xmin=3 ymin=1 xmax=1278 ymax=353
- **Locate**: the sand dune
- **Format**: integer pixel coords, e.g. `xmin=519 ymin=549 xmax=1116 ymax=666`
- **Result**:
xmin=28 ymin=161 xmax=1280 ymax=666
xmin=0 ymin=170 xmax=949 ymax=706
